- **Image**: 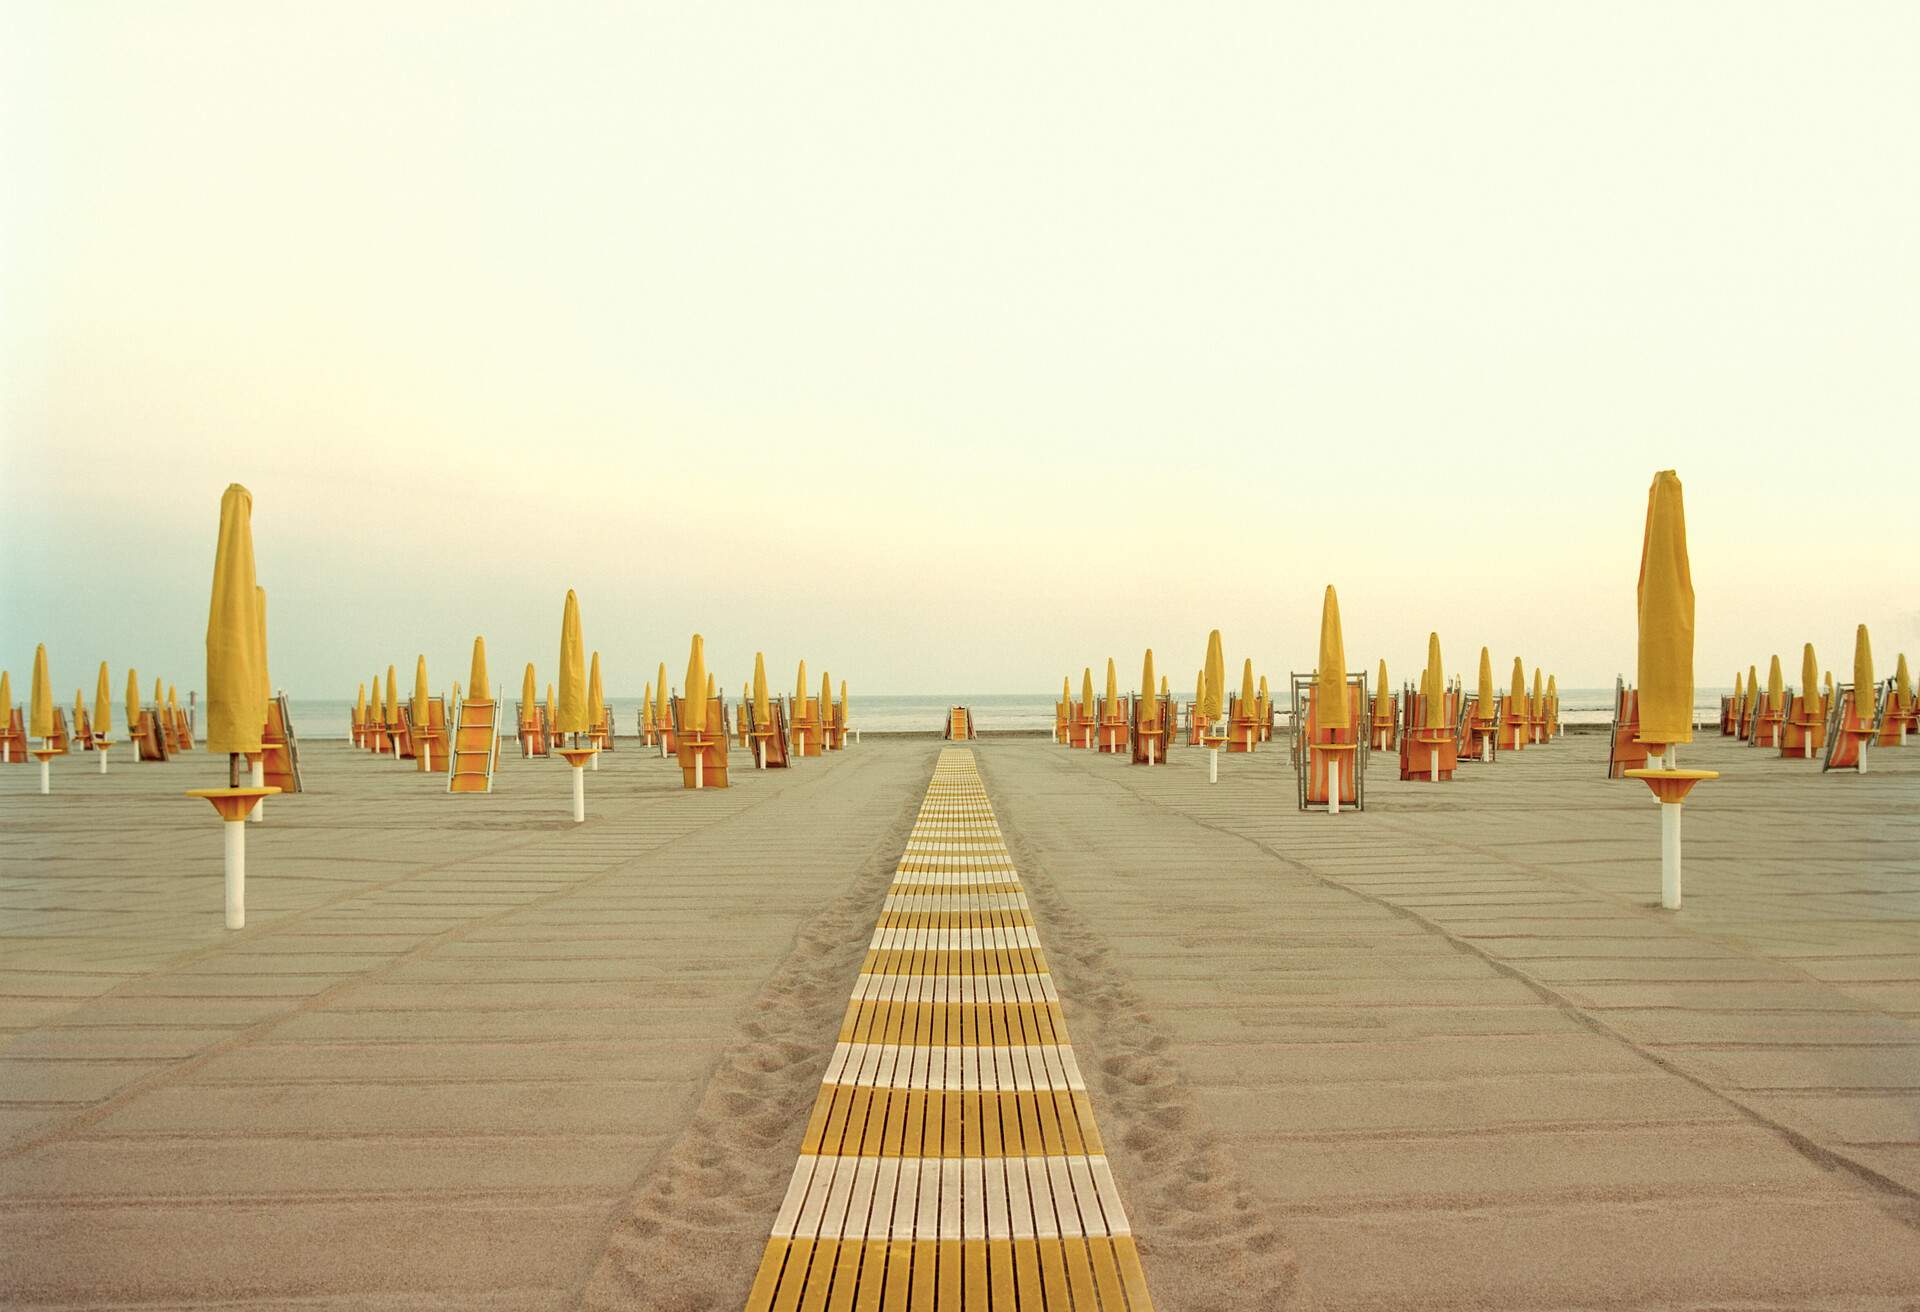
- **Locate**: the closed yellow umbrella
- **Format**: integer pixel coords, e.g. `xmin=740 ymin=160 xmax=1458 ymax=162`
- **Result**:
xmin=1547 ymin=673 xmax=1559 ymax=725
xmin=656 ymin=663 xmax=670 ymax=727
xmin=386 ymin=666 xmax=399 ymax=727
xmin=556 ymin=591 xmax=587 ymax=734
xmin=95 ymin=663 xmax=113 ymax=737
xmin=1375 ymin=660 xmax=1391 ymax=726
xmin=413 ymin=656 xmax=430 ymax=725
xmin=1801 ymin=644 xmax=1819 ymax=710
xmin=1201 ymin=630 xmax=1225 ymax=723
xmin=1159 ymin=675 xmax=1168 ymax=696
xmin=641 ymin=684 xmax=653 ymax=728
xmin=1824 ymin=670 xmax=1833 ymax=708
xmin=370 ymin=672 xmax=384 ymax=725
xmin=127 ymin=668 xmax=141 ymax=729
xmin=205 ymin=484 xmax=263 ymax=758
xmin=1477 ymin=649 xmax=1496 ymax=722
xmin=840 ymin=680 xmax=848 ymax=724
xmin=1239 ymin=658 xmax=1255 ymax=713
xmin=1139 ymin=649 xmax=1157 ymax=727
xmin=1853 ymin=625 xmax=1874 ymax=720
xmin=1316 ymin=586 xmax=1347 ymax=728
xmin=796 ymin=659 xmax=808 ymax=706
xmin=1510 ymin=657 xmax=1526 ymax=710
xmin=1766 ymin=656 xmax=1784 ymax=712
xmin=521 ymin=664 xmax=537 ymax=718
xmin=1532 ymin=668 xmax=1544 ymax=721
xmin=154 ymin=676 xmax=164 ymax=707
xmin=1745 ymin=665 xmax=1757 ymax=721
xmin=821 ymin=671 xmax=832 ymax=728
xmin=1896 ymin=653 xmax=1912 ymax=713
xmin=1732 ymin=670 xmax=1745 ymax=719
xmin=1059 ymin=677 xmax=1070 ymax=717
xmin=355 ymin=682 xmax=366 ymax=727
xmin=546 ymin=683 xmax=555 ymax=733
xmin=1257 ymin=674 xmax=1269 ymax=725
xmin=74 ymin=688 xmax=86 ymax=732
xmin=1423 ymin=633 xmax=1445 ymax=730
xmin=1104 ymin=659 xmax=1118 ymax=711
xmin=683 ymin=635 xmax=708 ymax=735
xmin=708 ymin=671 xmax=717 ymax=701
xmin=1635 ymin=470 xmax=1694 ymax=748
xmin=0 ymin=671 xmax=9 ymax=715
xmin=467 ymin=637 xmax=488 ymax=699
xmin=1194 ymin=669 xmax=1204 ymax=714
xmin=28 ymin=646 xmax=52 ymax=740
xmin=1081 ymin=668 xmax=1094 ymax=716
xmin=753 ymin=654 xmax=770 ymax=722
xmin=588 ymin=651 xmax=605 ymax=729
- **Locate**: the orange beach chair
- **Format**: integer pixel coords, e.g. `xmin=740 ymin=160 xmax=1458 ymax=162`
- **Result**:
xmin=1130 ymin=693 xmax=1172 ymax=764
xmin=1823 ymin=685 xmax=1878 ymax=773
xmin=1398 ymin=682 xmax=1458 ymax=782
xmin=1 ymin=706 xmax=27 ymax=764
xmin=447 ymin=692 xmax=499 ymax=793
xmin=1605 ymin=680 xmax=1649 ymax=779
xmin=1779 ymin=690 xmax=1825 ymax=761
xmin=673 ymin=694 xmax=730 ymax=788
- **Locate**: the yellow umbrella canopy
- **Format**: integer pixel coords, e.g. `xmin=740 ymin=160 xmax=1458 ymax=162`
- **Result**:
xmin=469 ymin=637 xmax=489 ymax=699
xmin=683 ymin=634 xmax=708 ymax=735
xmin=126 ymin=668 xmax=140 ymax=726
xmin=1531 ymin=668 xmax=1544 ymax=718
xmin=1853 ymin=625 xmax=1874 ymax=717
xmin=707 ymin=672 xmax=717 ymax=700
xmin=1896 ymin=653 xmax=1913 ymax=712
xmin=168 ymin=684 xmax=178 ymax=711
xmin=355 ymin=682 xmax=366 ymax=721
xmin=521 ymin=663 xmax=537 ymax=714
xmin=1316 ymin=585 xmax=1348 ymax=727
xmin=1104 ymin=658 xmax=1118 ymax=710
xmin=154 ymin=676 xmax=164 ymax=706
xmin=1376 ymin=660 xmax=1390 ymax=719
xmin=74 ymin=689 xmax=86 ymax=730
xmin=0 ymin=671 xmax=8 ymax=712
xmin=840 ymin=680 xmax=848 ymax=721
xmin=1257 ymin=673 xmax=1269 ymax=721
xmin=385 ymin=666 xmax=399 ymax=725
xmin=95 ymin=663 xmax=113 ymax=736
xmin=254 ymin=586 xmax=272 ymax=712
xmin=820 ymin=671 xmax=831 ymax=722
xmin=1059 ymin=677 xmax=1070 ymax=714
xmin=1423 ymin=633 xmax=1445 ymax=729
xmin=1201 ymin=630 xmax=1225 ymax=722
xmin=1159 ymin=675 xmax=1168 ymax=696
xmin=753 ymin=653 xmax=771 ymax=721
xmin=369 ymin=672 xmax=384 ymax=723
xmin=1081 ymin=667 xmax=1094 ymax=714
xmin=1767 ymin=655 xmax=1784 ymax=711
xmin=205 ymin=484 xmax=264 ymax=755
xmin=1546 ymin=673 xmax=1559 ymax=718
xmin=1239 ymin=658 xmax=1255 ymax=712
xmin=1635 ymin=470 xmax=1694 ymax=745
xmin=1476 ymin=649 xmax=1496 ymax=720
xmin=1733 ymin=670 xmax=1745 ymax=714
xmin=1745 ymin=665 xmax=1758 ymax=717
xmin=413 ymin=655 xmax=430 ymax=724
xmin=545 ymin=684 xmax=555 ymax=734
xmin=796 ymin=659 xmax=808 ymax=705
xmin=1139 ymin=650 xmax=1157 ymax=726
xmin=556 ymin=590 xmax=588 ymax=734
xmin=1801 ymin=644 xmax=1819 ymax=708
xmin=29 ymin=644 xmax=52 ymax=739
xmin=656 ymin=662 xmax=671 ymax=724
xmin=1509 ymin=657 xmax=1526 ymax=710
xmin=642 ymin=684 xmax=653 ymax=726
xmin=588 ymin=651 xmax=605 ymax=727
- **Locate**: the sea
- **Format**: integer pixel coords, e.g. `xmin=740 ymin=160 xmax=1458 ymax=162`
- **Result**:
xmin=270 ymin=689 xmax=1738 ymax=740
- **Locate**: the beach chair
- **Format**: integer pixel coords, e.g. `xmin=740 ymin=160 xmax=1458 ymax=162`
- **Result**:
xmin=1460 ymin=694 xmax=1499 ymax=764
xmin=671 ymin=694 xmax=730 ymax=788
xmin=1749 ymin=694 xmax=1785 ymax=748
xmin=943 ymin=706 xmax=975 ymax=740
xmin=1497 ymin=693 xmax=1527 ymax=752
xmin=1095 ymin=695 xmax=1130 ymax=754
xmin=1 ymin=706 xmax=26 ymax=764
xmin=46 ymin=708 xmax=71 ymax=756
xmin=172 ymin=701 xmax=194 ymax=751
xmin=1605 ymin=678 xmax=1649 ymax=779
xmin=790 ymin=695 xmax=824 ymax=756
xmin=1370 ymin=691 xmax=1397 ymax=752
xmin=1397 ymin=680 xmax=1458 ymax=782
xmin=71 ymin=707 xmax=93 ymax=751
xmin=412 ymin=696 xmax=450 ymax=773
xmin=447 ymin=691 xmax=499 ymax=793
xmin=1130 ymin=693 xmax=1173 ymax=764
xmin=1718 ymin=694 xmax=1738 ymax=735
xmin=1779 ymin=688 xmax=1825 ymax=760
xmin=157 ymin=705 xmax=181 ymax=754
xmin=515 ymin=700 xmax=548 ymax=757
xmin=1293 ymin=672 xmax=1367 ymax=812
xmin=590 ymin=703 xmax=615 ymax=754
xmin=130 ymin=704 xmax=169 ymax=762
xmin=1065 ymin=699 xmax=1097 ymax=748
xmin=741 ymin=697 xmax=792 ymax=768
xmin=260 ymin=694 xmax=303 ymax=795
xmin=1873 ymin=680 xmax=1910 ymax=748
xmin=1822 ymin=684 xmax=1879 ymax=773
xmin=1226 ymin=694 xmax=1260 ymax=754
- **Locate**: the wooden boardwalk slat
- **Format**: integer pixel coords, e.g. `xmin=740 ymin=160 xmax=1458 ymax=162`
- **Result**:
xmin=745 ymin=748 xmax=1153 ymax=1309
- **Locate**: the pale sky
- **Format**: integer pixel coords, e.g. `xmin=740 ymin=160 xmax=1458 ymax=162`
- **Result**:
xmin=3 ymin=2 xmax=1915 ymax=698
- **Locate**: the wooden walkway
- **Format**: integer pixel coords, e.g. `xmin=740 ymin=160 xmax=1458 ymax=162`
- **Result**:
xmin=745 ymin=747 xmax=1153 ymax=1310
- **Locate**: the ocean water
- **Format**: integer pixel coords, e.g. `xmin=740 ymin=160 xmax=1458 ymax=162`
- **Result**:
xmin=273 ymin=689 xmax=1738 ymax=740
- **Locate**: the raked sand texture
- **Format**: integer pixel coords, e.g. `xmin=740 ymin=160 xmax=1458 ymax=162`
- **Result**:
xmin=0 ymin=738 xmax=942 ymax=1310
xmin=976 ymin=732 xmax=1920 ymax=1309
xmin=744 ymin=746 xmax=1153 ymax=1310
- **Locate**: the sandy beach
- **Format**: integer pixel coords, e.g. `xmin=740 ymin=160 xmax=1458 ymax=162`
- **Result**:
xmin=2 ymin=734 xmax=1917 ymax=1309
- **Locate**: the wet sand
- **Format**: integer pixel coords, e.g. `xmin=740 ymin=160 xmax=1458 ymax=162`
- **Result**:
xmin=2 ymin=732 xmax=1917 ymax=1308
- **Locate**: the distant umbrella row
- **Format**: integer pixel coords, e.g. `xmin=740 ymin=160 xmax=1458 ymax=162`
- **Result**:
xmin=1710 ymin=634 xmax=1914 ymax=764
xmin=0 ymin=661 xmax=196 ymax=773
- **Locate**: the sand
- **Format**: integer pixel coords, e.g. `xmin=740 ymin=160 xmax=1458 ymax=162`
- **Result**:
xmin=2 ymin=731 xmax=1916 ymax=1308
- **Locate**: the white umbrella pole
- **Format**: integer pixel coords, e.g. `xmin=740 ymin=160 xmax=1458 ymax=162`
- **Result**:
xmin=759 ymin=741 xmax=767 ymax=770
xmin=1660 ymin=802 xmax=1682 ymax=909
xmin=225 ymin=819 xmax=246 ymax=929
xmin=251 ymin=759 xmax=265 ymax=821
xmin=694 ymin=753 xmax=704 ymax=790
xmin=1328 ymin=758 xmax=1341 ymax=816
xmin=1208 ymin=746 xmax=1218 ymax=784
xmin=39 ymin=756 xmax=50 ymax=795
xmin=571 ymin=764 xmax=585 ymax=822
xmin=99 ymin=746 xmax=109 ymax=774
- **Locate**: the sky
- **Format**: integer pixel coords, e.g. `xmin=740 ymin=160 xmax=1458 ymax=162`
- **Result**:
xmin=2 ymin=2 xmax=1915 ymax=699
